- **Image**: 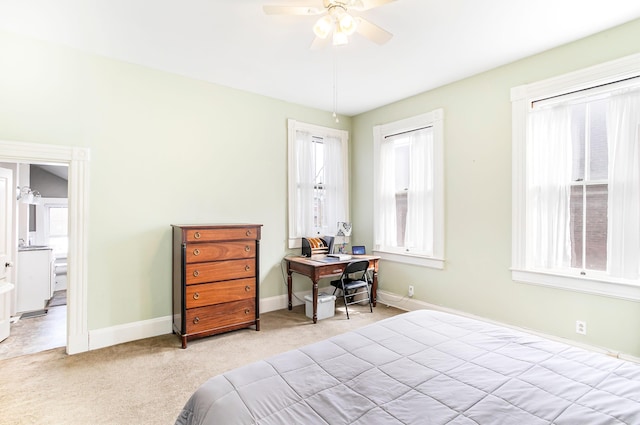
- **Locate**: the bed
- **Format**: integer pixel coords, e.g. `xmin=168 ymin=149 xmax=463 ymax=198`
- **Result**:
xmin=175 ymin=309 xmax=640 ymax=424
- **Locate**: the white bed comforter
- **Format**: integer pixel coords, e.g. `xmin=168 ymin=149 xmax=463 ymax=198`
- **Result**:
xmin=175 ymin=310 xmax=640 ymax=424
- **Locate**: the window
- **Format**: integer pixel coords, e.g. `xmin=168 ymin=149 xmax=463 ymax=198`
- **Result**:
xmin=35 ymin=198 xmax=69 ymax=257
xmin=569 ymin=99 xmax=608 ymax=272
xmin=512 ymin=53 xmax=640 ymax=300
xmin=47 ymin=205 xmax=68 ymax=256
xmin=287 ymin=119 xmax=349 ymax=248
xmin=373 ymin=110 xmax=444 ymax=268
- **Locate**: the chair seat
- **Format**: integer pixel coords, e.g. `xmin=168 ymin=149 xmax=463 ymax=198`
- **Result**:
xmin=330 ymin=278 xmax=367 ymax=291
xmin=342 ymin=279 xmax=368 ymax=291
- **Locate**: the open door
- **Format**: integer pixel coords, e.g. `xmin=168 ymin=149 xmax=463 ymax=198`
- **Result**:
xmin=0 ymin=166 xmax=14 ymax=342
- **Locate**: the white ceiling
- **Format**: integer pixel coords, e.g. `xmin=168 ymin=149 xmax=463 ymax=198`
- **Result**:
xmin=1 ymin=0 xmax=640 ymax=116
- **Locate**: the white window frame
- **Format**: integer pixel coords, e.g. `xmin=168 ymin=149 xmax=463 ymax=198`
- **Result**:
xmin=35 ymin=197 xmax=69 ymax=258
xmin=511 ymin=52 xmax=640 ymax=301
xmin=373 ymin=109 xmax=445 ymax=268
xmin=287 ymin=119 xmax=349 ymax=249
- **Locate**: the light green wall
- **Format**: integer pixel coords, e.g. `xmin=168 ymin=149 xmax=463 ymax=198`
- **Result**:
xmin=0 ymin=30 xmax=351 ymax=330
xmin=3 ymin=18 xmax=640 ymax=357
xmin=352 ymin=18 xmax=640 ymax=357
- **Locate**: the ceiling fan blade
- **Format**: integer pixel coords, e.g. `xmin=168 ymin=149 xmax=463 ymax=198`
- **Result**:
xmin=356 ymin=17 xmax=393 ymax=44
xmin=263 ymin=5 xmax=324 ymax=15
xmin=350 ymin=0 xmax=396 ymax=12
xmin=310 ymin=36 xmax=331 ymax=50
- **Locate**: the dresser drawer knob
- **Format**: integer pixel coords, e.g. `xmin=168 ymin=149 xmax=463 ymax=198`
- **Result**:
xmin=245 ymin=285 xmax=251 ymax=292
xmin=193 ymin=292 xmax=200 ymax=300
xmin=244 ymin=245 xmax=251 ymax=252
xmin=193 ymin=270 xmax=200 ymax=277
xmin=246 ymin=230 xmax=252 ymax=236
xmin=193 ymin=317 xmax=200 ymax=324
xmin=244 ymin=265 xmax=251 ymax=272
xmin=194 ymin=231 xmax=201 ymax=239
xmin=244 ymin=308 xmax=250 ymax=315
xmin=193 ymin=248 xmax=200 ymax=256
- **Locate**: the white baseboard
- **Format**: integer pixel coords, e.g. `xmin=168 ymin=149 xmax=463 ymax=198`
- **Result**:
xmin=376 ymin=289 xmax=640 ymax=364
xmin=67 ymin=332 xmax=89 ymax=355
xmin=88 ymin=315 xmax=172 ymax=351
xmin=85 ymin=287 xmax=335 ymax=352
xmin=85 ymin=288 xmax=640 ymax=364
xmin=375 ymin=289 xmax=428 ymax=312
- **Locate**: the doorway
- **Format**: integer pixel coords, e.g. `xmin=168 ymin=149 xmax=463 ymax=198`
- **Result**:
xmin=0 ymin=140 xmax=89 ymax=355
xmin=0 ymin=163 xmax=68 ymax=359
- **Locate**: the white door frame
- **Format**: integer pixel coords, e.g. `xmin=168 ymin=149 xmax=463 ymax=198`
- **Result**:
xmin=0 ymin=140 xmax=89 ymax=354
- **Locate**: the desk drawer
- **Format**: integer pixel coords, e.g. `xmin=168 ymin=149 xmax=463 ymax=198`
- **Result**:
xmin=186 ymin=259 xmax=255 ymax=284
xmin=186 ymin=278 xmax=256 ymax=308
xmin=185 ymin=299 xmax=255 ymax=333
xmin=185 ymin=241 xmax=256 ymax=263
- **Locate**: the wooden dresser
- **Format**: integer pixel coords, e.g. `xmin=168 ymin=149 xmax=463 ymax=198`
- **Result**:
xmin=172 ymin=224 xmax=262 ymax=348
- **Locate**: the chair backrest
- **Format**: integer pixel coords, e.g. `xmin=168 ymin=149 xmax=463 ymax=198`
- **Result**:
xmin=342 ymin=260 xmax=369 ymax=281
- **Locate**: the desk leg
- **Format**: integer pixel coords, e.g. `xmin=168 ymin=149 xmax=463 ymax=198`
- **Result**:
xmin=287 ymin=265 xmax=293 ymax=311
xmin=372 ymin=271 xmax=378 ymax=307
xmin=312 ymin=279 xmax=318 ymax=324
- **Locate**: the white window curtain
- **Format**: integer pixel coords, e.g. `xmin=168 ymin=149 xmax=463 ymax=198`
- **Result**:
xmin=292 ymin=129 xmax=316 ymax=238
xmin=606 ymin=89 xmax=640 ymax=279
xmin=375 ymin=128 xmax=434 ymax=254
xmin=526 ymin=104 xmax=573 ymax=269
xmin=322 ymin=134 xmax=347 ymax=235
xmin=405 ymin=129 xmax=434 ymax=255
xmin=375 ymin=139 xmax=398 ymax=249
xmin=289 ymin=124 xmax=348 ymax=243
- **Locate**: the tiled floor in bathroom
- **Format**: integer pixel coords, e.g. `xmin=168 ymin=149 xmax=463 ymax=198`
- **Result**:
xmin=0 ymin=304 xmax=66 ymax=360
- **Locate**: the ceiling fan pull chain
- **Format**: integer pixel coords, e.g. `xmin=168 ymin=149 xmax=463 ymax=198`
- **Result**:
xmin=333 ymin=50 xmax=339 ymax=123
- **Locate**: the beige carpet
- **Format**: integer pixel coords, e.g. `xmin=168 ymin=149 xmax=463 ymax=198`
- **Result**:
xmin=0 ymin=303 xmax=404 ymax=425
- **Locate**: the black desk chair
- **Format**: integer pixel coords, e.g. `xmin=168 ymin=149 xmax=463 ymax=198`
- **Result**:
xmin=330 ymin=260 xmax=373 ymax=319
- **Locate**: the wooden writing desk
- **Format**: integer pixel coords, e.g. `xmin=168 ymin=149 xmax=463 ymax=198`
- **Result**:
xmin=285 ymin=255 xmax=380 ymax=323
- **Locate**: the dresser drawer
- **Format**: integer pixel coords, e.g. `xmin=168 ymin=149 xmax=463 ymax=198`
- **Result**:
xmin=185 ymin=241 xmax=256 ymax=263
xmin=185 ymin=299 xmax=256 ymax=334
xmin=186 ymin=259 xmax=255 ymax=284
xmin=186 ymin=278 xmax=256 ymax=308
xmin=185 ymin=226 xmax=260 ymax=243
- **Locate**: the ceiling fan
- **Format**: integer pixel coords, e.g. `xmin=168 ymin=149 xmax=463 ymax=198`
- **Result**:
xmin=263 ymin=0 xmax=396 ymax=48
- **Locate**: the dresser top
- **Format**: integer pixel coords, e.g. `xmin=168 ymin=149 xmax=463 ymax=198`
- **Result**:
xmin=171 ymin=224 xmax=263 ymax=228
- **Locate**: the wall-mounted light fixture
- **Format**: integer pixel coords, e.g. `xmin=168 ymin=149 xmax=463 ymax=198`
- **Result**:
xmin=16 ymin=186 xmax=41 ymax=204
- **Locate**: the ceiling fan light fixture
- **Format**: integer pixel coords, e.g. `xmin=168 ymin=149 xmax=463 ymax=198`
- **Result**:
xmin=263 ymin=0 xmax=395 ymax=48
xmin=338 ymin=12 xmax=358 ymax=35
xmin=313 ymin=15 xmax=333 ymax=39
xmin=332 ymin=26 xmax=349 ymax=45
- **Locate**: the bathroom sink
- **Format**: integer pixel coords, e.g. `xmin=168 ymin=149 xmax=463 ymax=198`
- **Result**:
xmin=18 ymin=245 xmax=51 ymax=251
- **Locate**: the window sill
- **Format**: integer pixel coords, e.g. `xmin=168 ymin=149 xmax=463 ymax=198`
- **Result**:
xmin=374 ymin=250 xmax=445 ymax=269
xmin=512 ymin=268 xmax=640 ymax=301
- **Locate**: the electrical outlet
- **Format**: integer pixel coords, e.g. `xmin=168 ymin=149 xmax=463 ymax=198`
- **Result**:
xmin=576 ymin=320 xmax=587 ymax=335
xmin=408 ymin=285 xmax=414 ymax=298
